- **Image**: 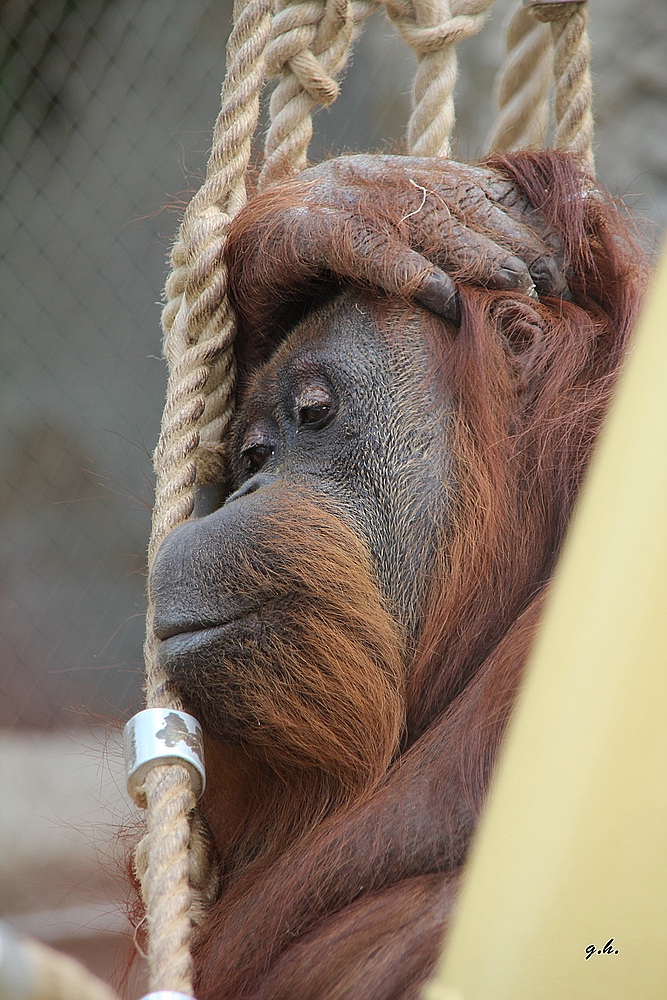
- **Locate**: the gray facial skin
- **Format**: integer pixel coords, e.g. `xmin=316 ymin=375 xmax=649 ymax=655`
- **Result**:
xmin=226 ymin=292 xmax=451 ymax=634
xmin=149 ymin=291 xmax=452 ymax=735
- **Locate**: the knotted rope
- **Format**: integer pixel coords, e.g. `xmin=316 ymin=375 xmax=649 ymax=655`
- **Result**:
xmin=386 ymin=0 xmax=495 ymax=157
xmin=260 ymin=0 xmax=361 ymax=188
xmin=137 ymin=0 xmax=596 ymax=994
xmin=486 ymin=1 xmax=552 ymax=151
xmin=261 ymin=0 xmax=499 ymax=186
xmin=487 ymin=1 xmax=593 ymax=172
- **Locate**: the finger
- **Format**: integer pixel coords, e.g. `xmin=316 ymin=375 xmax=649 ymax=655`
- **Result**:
xmin=456 ymin=188 xmax=571 ymax=299
xmin=409 ymin=205 xmax=538 ymax=298
xmin=528 ymin=256 xmax=572 ymax=300
xmin=414 ymin=268 xmax=460 ymax=322
xmin=227 ymin=193 xmax=459 ymax=331
xmin=285 ymin=197 xmax=535 ymax=314
xmin=302 ymin=157 xmax=571 ymax=300
xmin=330 ymin=217 xmax=461 ymax=321
xmin=409 ymin=183 xmax=569 ymax=300
xmin=456 ymin=165 xmax=572 ymax=296
xmin=386 ymin=161 xmax=571 ymax=300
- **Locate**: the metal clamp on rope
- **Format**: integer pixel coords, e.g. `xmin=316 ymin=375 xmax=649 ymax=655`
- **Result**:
xmin=124 ymin=708 xmax=206 ymax=807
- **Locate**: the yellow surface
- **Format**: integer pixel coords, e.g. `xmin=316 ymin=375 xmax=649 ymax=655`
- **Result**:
xmin=424 ymin=251 xmax=667 ymax=1000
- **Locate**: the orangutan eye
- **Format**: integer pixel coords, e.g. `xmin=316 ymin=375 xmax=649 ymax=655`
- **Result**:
xmin=296 ymin=388 xmax=336 ymax=429
xmin=240 ymin=442 xmax=273 ymax=475
xmin=299 ymin=403 xmax=331 ymax=426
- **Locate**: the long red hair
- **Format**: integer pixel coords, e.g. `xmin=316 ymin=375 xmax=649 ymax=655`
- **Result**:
xmin=173 ymin=151 xmax=647 ymax=999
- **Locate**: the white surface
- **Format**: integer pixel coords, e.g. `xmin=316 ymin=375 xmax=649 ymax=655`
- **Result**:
xmin=0 ymin=728 xmax=135 ymax=944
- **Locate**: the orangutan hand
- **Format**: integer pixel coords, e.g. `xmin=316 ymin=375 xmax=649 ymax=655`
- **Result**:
xmin=277 ymin=154 xmax=572 ymax=322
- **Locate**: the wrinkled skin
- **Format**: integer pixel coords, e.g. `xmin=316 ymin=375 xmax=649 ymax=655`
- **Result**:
xmin=152 ymin=154 xmax=573 ymax=742
xmin=296 ymin=155 xmax=573 ymax=309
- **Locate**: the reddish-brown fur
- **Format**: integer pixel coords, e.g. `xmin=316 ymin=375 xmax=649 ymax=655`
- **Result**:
xmin=196 ymin=493 xmax=407 ymax=876
xmin=138 ymin=153 xmax=646 ymax=999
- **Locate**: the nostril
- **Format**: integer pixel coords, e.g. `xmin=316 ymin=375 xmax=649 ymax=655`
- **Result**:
xmin=225 ymin=473 xmax=274 ymax=505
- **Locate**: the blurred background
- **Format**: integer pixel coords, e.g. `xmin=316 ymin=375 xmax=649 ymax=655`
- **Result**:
xmin=1 ymin=0 xmax=665 ymax=994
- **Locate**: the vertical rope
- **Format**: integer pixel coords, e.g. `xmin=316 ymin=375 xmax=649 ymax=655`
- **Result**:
xmin=141 ymin=766 xmax=197 ymax=993
xmin=531 ymin=1 xmax=594 ymax=171
xmin=550 ymin=3 xmax=593 ymax=170
xmin=141 ymin=0 xmax=273 ymax=992
xmin=486 ymin=1 xmax=552 ymax=152
xmin=384 ymin=0 xmax=495 ymax=158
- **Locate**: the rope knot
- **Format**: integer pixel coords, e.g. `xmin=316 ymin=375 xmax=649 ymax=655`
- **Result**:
xmin=528 ymin=1 xmax=585 ymax=24
xmin=266 ymin=0 xmax=353 ymax=106
xmin=384 ymin=0 xmax=495 ymax=157
xmin=388 ymin=8 xmax=486 ymax=57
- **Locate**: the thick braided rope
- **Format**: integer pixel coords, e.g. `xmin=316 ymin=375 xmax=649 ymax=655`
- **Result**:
xmin=486 ymin=1 xmax=552 ymax=151
xmin=260 ymin=0 xmax=496 ymax=185
xmin=142 ymin=765 xmax=197 ymax=993
xmin=260 ymin=0 xmax=378 ymax=188
xmin=141 ymin=0 xmax=273 ymax=992
xmin=532 ymin=1 xmax=594 ymax=171
xmin=384 ymin=0 xmax=495 ymax=157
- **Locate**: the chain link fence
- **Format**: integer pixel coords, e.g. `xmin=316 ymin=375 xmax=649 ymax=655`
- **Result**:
xmin=1 ymin=0 xmax=233 ymax=727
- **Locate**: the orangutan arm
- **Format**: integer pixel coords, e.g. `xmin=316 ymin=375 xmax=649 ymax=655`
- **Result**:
xmin=246 ymin=874 xmax=458 ymax=1000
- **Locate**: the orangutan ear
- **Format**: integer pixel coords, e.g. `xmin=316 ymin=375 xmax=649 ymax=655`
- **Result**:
xmin=493 ymin=298 xmax=547 ymax=382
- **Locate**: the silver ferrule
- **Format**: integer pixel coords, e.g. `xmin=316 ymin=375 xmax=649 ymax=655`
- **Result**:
xmin=124 ymin=708 xmax=205 ymax=807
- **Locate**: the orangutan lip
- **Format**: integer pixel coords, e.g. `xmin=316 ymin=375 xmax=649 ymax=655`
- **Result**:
xmin=156 ymin=621 xmax=223 ymax=642
xmin=158 ymin=624 xmax=230 ymax=656
xmin=157 ymin=621 xmax=257 ymax=665
xmin=155 ymin=608 xmax=262 ymax=645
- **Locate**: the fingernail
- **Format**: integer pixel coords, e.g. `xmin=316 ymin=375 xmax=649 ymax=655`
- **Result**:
xmin=416 ymin=268 xmax=460 ymax=323
xmin=529 ymin=257 xmax=572 ymax=301
xmin=492 ymin=256 xmax=534 ymax=294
